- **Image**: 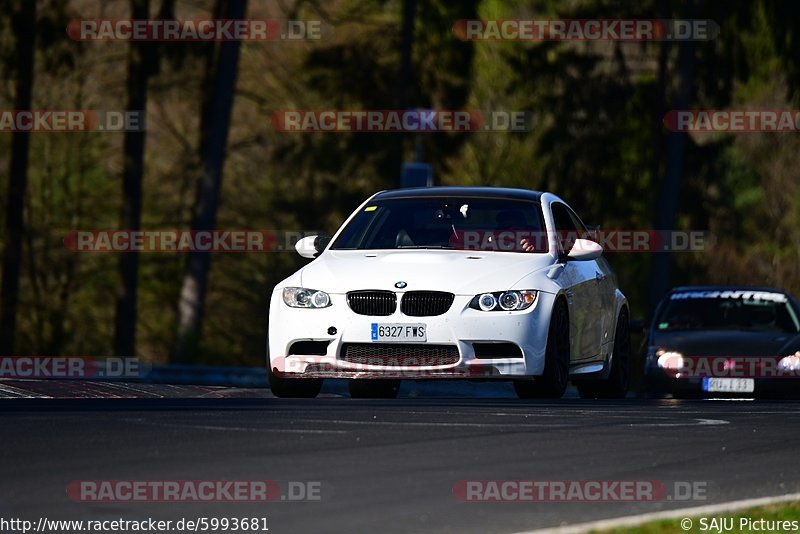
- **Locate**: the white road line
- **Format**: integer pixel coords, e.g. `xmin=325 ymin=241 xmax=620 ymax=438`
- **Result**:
xmin=291 ymin=418 xmax=726 ymax=428
xmin=304 ymin=419 xmax=569 ymax=428
xmin=180 ymin=425 xmax=350 ymax=434
xmin=121 ymin=418 xmax=351 ymax=434
xmin=0 ymin=383 xmax=51 ymax=398
xmin=517 ymin=492 xmax=800 ymax=534
xmin=634 ymin=418 xmax=729 ymax=427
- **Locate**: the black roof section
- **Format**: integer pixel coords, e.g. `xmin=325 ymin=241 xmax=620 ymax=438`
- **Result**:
xmin=373 ymin=187 xmax=544 ymax=202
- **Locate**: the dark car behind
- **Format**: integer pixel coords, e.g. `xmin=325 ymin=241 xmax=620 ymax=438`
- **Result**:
xmin=643 ymin=286 xmax=800 ymax=398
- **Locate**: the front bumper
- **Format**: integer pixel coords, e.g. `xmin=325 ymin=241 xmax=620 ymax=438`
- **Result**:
xmin=644 ymin=369 xmax=800 ymax=398
xmin=268 ymin=290 xmax=555 ymax=379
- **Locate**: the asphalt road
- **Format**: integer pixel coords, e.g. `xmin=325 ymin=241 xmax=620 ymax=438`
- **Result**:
xmin=2 ymin=383 xmax=800 ymax=533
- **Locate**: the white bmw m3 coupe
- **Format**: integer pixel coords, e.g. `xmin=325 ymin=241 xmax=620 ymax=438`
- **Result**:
xmin=268 ymin=187 xmax=630 ymax=399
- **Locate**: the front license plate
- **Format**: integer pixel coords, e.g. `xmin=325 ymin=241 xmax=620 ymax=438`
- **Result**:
xmin=702 ymin=377 xmax=755 ymax=393
xmin=371 ymin=323 xmax=426 ymax=342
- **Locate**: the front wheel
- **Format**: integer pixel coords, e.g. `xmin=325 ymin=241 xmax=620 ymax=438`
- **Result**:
xmin=576 ymin=310 xmax=630 ymax=399
xmin=267 ymin=364 xmax=323 ymax=398
xmin=514 ymin=299 xmax=570 ymax=399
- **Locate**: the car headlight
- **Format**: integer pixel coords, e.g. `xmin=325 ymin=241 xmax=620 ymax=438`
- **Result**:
xmin=778 ymin=353 xmax=800 ymax=372
xmin=282 ymin=287 xmax=331 ymax=308
xmin=470 ymin=290 xmax=537 ymax=312
xmin=656 ymin=350 xmax=684 ymax=371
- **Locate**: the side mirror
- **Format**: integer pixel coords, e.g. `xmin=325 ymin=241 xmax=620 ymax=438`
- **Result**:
xmin=566 ymin=238 xmax=603 ymax=261
xmin=295 ymin=235 xmax=331 ymax=259
xmin=314 ymin=234 xmax=331 ymax=254
xmin=295 ymin=236 xmax=318 ymax=258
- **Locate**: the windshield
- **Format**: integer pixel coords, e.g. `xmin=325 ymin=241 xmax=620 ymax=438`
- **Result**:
xmin=331 ymin=197 xmax=547 ymax=252
xmin=656 ymin=290 xmax=800 ymax=333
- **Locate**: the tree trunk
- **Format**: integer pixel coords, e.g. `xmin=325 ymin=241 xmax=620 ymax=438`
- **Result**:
xmin=172 ymin=0 xmax=247 ymax=362
xmin=113 ymin=0 xmax=151 ymax=357
xmin=0 ymin=0 xmax=36 ymax=355
xmin=648 ymin=2 xmax=696 ymax=313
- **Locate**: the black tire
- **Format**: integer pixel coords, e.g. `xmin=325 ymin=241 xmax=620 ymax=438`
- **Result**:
xmin=267 ymin=363 xmax=323 ymax=398
xmin=576 ymin=310 xmax=630 ymax=399
xmin=514 ymin=299 xmax=570 ymax=399
xmin=348 ymin=379 xmax=401 ymax=399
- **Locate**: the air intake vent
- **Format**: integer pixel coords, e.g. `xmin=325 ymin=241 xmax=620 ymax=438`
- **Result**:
xmin=288 ymin=341 xmax=330 ymax=356
xmin=347 ymin=291 xmax=397 ymax=316
xmin=473 ymin=342 xmax=523 ymax=359
xmin=340 ymin=343 xmax=459 ymax=366
xmin=400 ymin=291 xmax=455 ymax=317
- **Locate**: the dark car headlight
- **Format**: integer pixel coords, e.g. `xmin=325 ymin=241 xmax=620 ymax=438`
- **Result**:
xmin=778 ymin=353 xmax=800 ymax=372
xmin=469 ymin=290 xmax=537 ymax=312
xmin=656 ymin=350 xmax=685 ymax=370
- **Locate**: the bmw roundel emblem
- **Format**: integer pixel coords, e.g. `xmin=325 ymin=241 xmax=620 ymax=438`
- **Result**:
xmin=395 ymin=281 xmax=407 ymax=289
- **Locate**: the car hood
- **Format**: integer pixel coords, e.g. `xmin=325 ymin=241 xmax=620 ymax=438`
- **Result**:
xmin=651 ymin=330 xmax=800 ymax=357
xmin=299 ymin=249 xmax=556 ymax=295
